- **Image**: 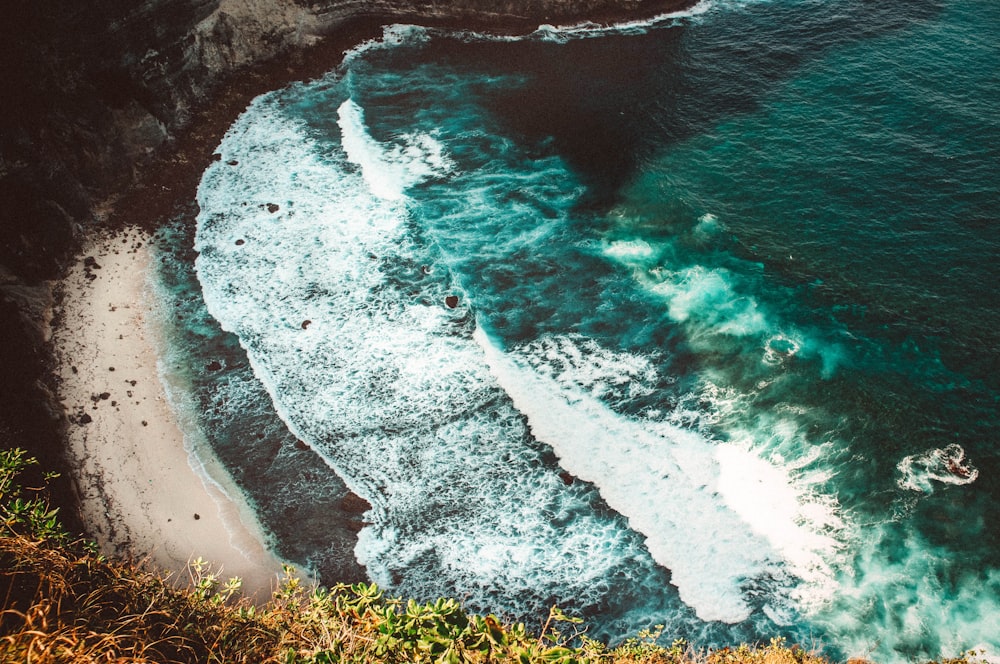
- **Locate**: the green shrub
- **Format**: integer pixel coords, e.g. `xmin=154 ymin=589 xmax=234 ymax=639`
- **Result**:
xmin=0 ymin=448 xmax=977 ymax=664
xmin=0 ymin=447 xmax=67 ymax=543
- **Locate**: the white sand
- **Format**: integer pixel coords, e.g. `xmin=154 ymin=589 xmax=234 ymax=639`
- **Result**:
xmin=53 ymin=228 xmax=286 ymax=601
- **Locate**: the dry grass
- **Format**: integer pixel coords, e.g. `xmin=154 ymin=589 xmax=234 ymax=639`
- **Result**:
xmin=0 ymin=447 xmax=979 ymax=664
xmin=0 ymin=535 xmax=282 ymax=662
xmin=0 ymin=532 xmax=836 ymax=664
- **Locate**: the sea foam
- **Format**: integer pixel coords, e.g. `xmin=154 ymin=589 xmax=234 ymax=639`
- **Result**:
xmin=195 ymin=52 xmax=850 ymax=641
xmin=477 ymin=330 xmax=842 ymax=623
xmin=337 ymin=99 xmax=454 ymax=201
xmin=195 ymin=90 xmax=689 ymax=632
xmin=192 ymin=0 xmax=1000 ymax=658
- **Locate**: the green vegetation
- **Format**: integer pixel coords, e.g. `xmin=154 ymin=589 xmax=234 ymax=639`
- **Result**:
xmin=0 ymin=447 xmax=975 ymax=663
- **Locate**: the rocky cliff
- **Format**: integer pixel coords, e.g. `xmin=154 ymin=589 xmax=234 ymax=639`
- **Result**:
xmin=2 ymin=0 xmax=689 ymax=280
xmin=0 ymin=0 xmax=691 ymax=518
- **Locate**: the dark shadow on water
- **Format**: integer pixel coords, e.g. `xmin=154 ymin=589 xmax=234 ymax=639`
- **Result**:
xmin=410 ymin=0 xmax=945 ymax=207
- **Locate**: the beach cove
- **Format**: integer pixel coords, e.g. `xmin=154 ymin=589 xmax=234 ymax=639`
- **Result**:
xmin=6 ymin=0 xmax=1000 ymax=660
xmin=36 ymin=0 xmax=700 ymax=606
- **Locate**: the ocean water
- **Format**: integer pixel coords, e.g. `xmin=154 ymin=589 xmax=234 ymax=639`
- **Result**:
xmin=179 ymin=0 xmax=999 ymax=659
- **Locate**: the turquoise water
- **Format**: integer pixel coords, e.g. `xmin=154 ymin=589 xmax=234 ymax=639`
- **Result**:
xmin=183 ymin=0 xmax=1000 ymax=659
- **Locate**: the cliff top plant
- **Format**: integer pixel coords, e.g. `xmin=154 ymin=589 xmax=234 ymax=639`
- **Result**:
xmin=0 ymin=447 xmax=978 ymax=664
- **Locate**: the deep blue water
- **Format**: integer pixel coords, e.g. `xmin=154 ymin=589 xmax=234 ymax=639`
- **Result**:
xmin=174 ymin=0 xmax=1000 ymax=659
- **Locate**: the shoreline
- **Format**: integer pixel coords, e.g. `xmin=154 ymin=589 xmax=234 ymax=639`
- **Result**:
xmin=53 ymin=229 xmax=287 ymax=600
xmin=42 ymin=0 xmax=697 ymax=598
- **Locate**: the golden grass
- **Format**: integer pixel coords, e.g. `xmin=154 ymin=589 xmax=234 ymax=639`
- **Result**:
xmin=0 ymin=531 xmax=830 ymax=664
xmin=0 ymin=447 xmax=979 ymax=664
xmin=0 ymin=534 xmax=277 ymax=662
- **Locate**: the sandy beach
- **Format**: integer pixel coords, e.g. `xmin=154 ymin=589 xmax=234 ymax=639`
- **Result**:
xmin=53 ymin=228 xmax=286 ymax=600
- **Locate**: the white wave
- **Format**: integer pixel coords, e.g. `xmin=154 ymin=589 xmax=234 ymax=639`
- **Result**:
xmin=693 ymin=212 xmax=723 ymax=241
xmin=603 ymin=239 xmax=658 ymax=263
xmin=333 ymin=0 xmax=752 ymax=63
xmin=653 ymin=265 xmax=770 ymax=337
xmin=603 ymin=242 xmax=771 ymax=340
xmin=337 ymin=99 xmax=454 ymax=201
xmin=400 ymin=1 xmax=711 ymax=47
xmin=477 ymin=330 xmax=842 ymax=623
xmin=763 ymin=334 xmax=802 ymax=365
xmin=525 ymin=1 xmax=712 ymax=43
xmin=195 ymin=90 xmax=680 ymax=627
xmin=514 ymin=334 xmax=662 ymax=404
xmin=897 ymin=443 xmax=978 ymax=493
xmin=812 ymin=520 xmax=1000 ymax=663
xmin=604 ymin=228 xmax=848 ymax=377
xmin=341 ymin=24 xmax=432 ymax=66
xmin=971 ymin=648 xmax=1000 ymax=664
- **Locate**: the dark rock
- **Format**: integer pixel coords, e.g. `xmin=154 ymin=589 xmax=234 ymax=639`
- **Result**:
xmin=445 ymin=295 xmax=459 ymax=308
xmin=206 ymin=360 xmax=222 ymax=371
xmin=267 ymin=203 xmax=279 ymax=213
xmin=79 ymin=413 xmax=92 ymax=424
xmin=0 ymin=178 xmax=79 ymax=281
xmin=340 ymin=492 xmax=373 ymax=515
xmin=301 ymin=319 xmax=311 ymax=329
xmin=235 ymin=238 xmax=245 ymax=245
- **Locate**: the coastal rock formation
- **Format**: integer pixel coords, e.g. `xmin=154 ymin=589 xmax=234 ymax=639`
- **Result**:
xmin=2 ymin=0 xmax=689 ymax=281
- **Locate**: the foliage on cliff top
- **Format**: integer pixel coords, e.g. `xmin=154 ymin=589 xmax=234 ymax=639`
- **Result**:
xmin=0 ymin=447 xmax=976 ymax=663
